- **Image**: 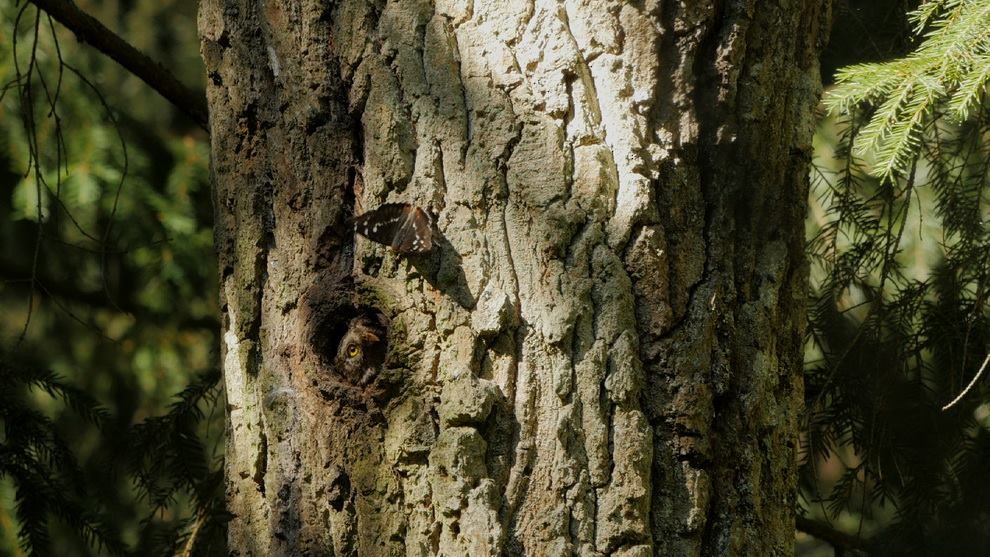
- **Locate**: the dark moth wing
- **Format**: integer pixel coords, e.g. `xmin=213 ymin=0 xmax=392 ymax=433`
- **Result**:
xmin=390 ymin=205 xmax=433 ymax=253
xmin=354 ymin=203 xmax=406 ymax=244
xmin=354 ymin=203 xmax=433 ymax=254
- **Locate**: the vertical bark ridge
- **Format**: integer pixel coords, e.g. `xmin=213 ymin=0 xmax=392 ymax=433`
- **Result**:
xmin=341 ymin=1 xmax=662 ymax=554
xmin=202 ymin=0 xmax=367 ymax=553
xmin=642 ymin=1 xmax=829 ymax=555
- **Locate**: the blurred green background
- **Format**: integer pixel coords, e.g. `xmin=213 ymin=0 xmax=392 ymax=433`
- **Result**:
xmin=0 ymin=0 xmax=220 ymax=554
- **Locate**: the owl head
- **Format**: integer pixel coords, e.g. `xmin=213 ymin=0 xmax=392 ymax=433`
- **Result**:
xmin=333 ymin=315 xmax=387 ymax=385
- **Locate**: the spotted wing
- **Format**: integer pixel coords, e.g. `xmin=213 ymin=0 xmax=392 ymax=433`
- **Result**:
xmin=390 ymin=205 xmax=433 ymax=253
xmin=354 ymin=203 xmax=407 ymax=245
xmin=354 ymin=203 xmax=432 ymax=254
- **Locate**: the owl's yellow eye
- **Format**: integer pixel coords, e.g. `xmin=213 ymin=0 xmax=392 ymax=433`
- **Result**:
xmin=346 ymin=343 xmax=361 ymax=358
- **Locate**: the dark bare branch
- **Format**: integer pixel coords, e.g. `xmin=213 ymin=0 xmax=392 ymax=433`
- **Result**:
xmin=26 ymin=0 xmax=209 ymax=131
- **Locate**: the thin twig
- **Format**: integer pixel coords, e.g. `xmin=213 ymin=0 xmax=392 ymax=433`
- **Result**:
xmin=63 ymin=63 xmax=129 ymax=315
xmin=175 ymin=510 xmax=207 ymax=557
xmin=942 ymin=352 xmax=990 ymax=411
xmin=0 ymin=257 xmax=220 ymax=332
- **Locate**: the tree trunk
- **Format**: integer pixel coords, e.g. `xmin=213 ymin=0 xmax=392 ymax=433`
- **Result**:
xmin=199 ymin=1 xmax=828 ymax=555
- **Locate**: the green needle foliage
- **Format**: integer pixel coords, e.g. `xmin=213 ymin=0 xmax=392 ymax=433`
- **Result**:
xmin=806 ymin=0 xmax=990 ymax=552
xmin=0 ymin=354 xmax=123 ymax=556
xmin=0 ymin=353 xmax=224 ymax=556
xmin=826 ymin=0 xmax=990 ymax=179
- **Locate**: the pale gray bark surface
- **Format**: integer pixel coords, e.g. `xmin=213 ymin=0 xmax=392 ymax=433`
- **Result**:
xmin=199 ymin=0 xmax=828 ymax=555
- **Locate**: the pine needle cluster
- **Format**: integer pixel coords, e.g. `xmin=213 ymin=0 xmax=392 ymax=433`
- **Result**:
xmin=805 ymin=0 xmax=990 ymax=552
xmin=0 ymin=354 xmax=122 ymax=555
xmin=826 ymin=0 xmax=990 ymax=179
xmin=0 ymin=353 xmax=225 ymax=556
xmin=128 ymin=369 xmax=227 ymax=557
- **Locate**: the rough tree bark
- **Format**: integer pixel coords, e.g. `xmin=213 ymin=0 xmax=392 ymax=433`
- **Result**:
xmin=199 ymin=0 xmax=828 ymax=555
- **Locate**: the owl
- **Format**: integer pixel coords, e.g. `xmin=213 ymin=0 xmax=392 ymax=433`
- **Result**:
xmin=333 ymin=315 xmax=387 ymax=385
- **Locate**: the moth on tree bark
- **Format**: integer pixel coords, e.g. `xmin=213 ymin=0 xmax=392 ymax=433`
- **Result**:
xmin=200 ymin=0 xmax=828 ymax=555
